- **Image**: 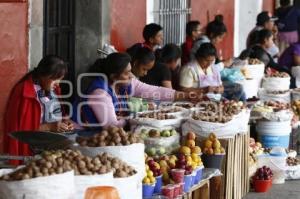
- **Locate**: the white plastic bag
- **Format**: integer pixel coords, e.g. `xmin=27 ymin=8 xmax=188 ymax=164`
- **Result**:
xmin=237 ymin=79 xmax=260 ymax=98
xmin=182 ymin=109 xmax=250 ymax=138
xmin=130 ymin=114 xmax=184 ymax=129
xmin=74 ymin=172 xmax=114 ymax=199
xmin=247 ymin=64 xmax=265 ymax=80
xmin=72 ymin=143 xmax=145 ymax=179
xmin=291 ymin=66 xmax=300 ymax=88
xmin=262 ymin=77 xmax=291 ymax=91
xmin=258 ymin=89 xmax=291 ymax=103
xmin=113 ymin=173 xmax=141 ymax=199
xmin=0 ymin=170 xmax=75 ymax=199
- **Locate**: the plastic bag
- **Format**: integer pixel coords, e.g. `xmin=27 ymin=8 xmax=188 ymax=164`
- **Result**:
xmin=291 ymin=66 xmax=300 ymax=88
xmin=262 ymin=77 xmax=291 ymax=91
xmin=258 ymin=89 xmax=291 ymax=103
xmin=0 ymin=170 xmax=75 ymax=199
xmin=74 ymin=172 xmax=114 ymax=199
xmin=113 ymin=173 xmax=141 ymax=199
xmin=221 ymin=68 xmax=245 ymax=83
xmin=72 ymin=143 xmax=145 ymax=180
xmin=182 ymin=109 xmax=250 ymax=138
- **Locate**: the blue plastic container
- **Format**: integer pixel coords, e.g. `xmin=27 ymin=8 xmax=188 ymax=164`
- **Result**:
xmin=142 ymin=184 xmax=155 ymax=198
xmin=260 ymin=134 xmax=290 ymax=148
xmin=194 ymin=166 xmax=204 ymax=184
xmin=184 ymin=174 xmax=193 ymax=193
xmin=154 ymin=175 xmax=163 ymax=194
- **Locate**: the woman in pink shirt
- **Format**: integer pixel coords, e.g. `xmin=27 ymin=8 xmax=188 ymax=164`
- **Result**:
xmin=72 ymin=53 xmax=197 ymax=129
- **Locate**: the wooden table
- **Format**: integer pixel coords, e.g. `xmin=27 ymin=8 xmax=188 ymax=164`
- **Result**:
xmin=183 ymin=178 xmax=210 ymax=199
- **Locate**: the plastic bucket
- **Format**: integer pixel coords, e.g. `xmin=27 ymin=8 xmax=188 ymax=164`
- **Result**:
xmin=154 ymin=175 xmax=163 ymax=194
xmin=254 ymin=179 xmax=272 ymax=192
xmin=191 ymin=170 xmax=197 ymax=185
xmin=142 ymin=184 xmax=155 ymax=198
xmin=202 ymin=154 xmax=225 ymax=170
xmin=256 ymin=121 xmax=291 ymax=148
xmin=194 ymin=166 xmax=204 ymax=184
xmin=183 ymin=174 xmax=193 ymax=193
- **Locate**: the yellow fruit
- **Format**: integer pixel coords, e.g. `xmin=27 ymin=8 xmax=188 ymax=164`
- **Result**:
xmin=203 ymin=147 xmax=209 ymax=154
xmin=208 ymin=148 xmax=214 ymax=155
xmin=162 ymin=172 xmax=170 ymax=184
xmin=145 ymin=165 xmax=149 ymax=170
xmin=187 ymin=160 xmax=193 ymax=166
xmin=154 ymin=162 xmax=160 ymax=169
xmin=191 ymin=153 xmax=198 ymax=161
xmin=170 ymin=155 xmax=177 ymax=161
xmin=147 ymin=170 xmax=153 ymax=177
xmin=220 ymin=147 xmax=225 ymax=154
xmin=159 ymin=160 xmax=168 ymax=167
xmin=186 ymin=155 xmax=193 ymax=162
xmin=186 ymin=139 xmax=196 ymax=148
xmin=161 ymin=166 xmax=169 ymax=173
xmin=143 ymin=177 xmax=150 ymax=184
xmin=209 ymin=133 xmax=217 ymax=141
xmin=180 ymin=146 xmax=191 ymax=155
xmin=204 ymin=140 xmax=213 ymax=148
xmin=213 ymin=140 xmax=221 ymax=149
xmin=191 ymin=146 xmax=202 ymax=154
xmin=149 ymin=176 xmax=156 ymax=184
xmin=214 ymin=148 xmax=221 ymax=154
xmin=191 ymin=162 xmax=197 ymax=169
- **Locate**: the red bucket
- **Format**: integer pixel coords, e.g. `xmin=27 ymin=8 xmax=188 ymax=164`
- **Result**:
xmin=254 ymin=179 xmax=272 ymax=192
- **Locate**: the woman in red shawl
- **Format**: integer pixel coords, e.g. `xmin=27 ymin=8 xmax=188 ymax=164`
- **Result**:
xmin=3 ymin=55 xmax=74 ymax=164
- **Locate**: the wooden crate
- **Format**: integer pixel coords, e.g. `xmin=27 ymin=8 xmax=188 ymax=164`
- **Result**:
xmin=183 ymin=178 xmax=210 ymax=199
xmin=196 ymin=132 xmax=250 ymax=199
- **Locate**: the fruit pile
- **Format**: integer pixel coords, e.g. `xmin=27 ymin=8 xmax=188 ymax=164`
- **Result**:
xmin=192 ymin=101 xmax=244 ymax=123
xmin=253 ymin=166 xmax=273 ymax=181
xmin=137 ymin=112 xmax=176 ymax=120
xmin=76 ymin=127 xmax=142 ymax=147
xmin=286 ymin=157 xmax=300 ymax=166
xmin=143 ymin=164 xmax=156 ymax=185
xmin=141 ymin=129 xmax=177 ymax=138
xmin=265 ymin=71 xmax=289 ymax=78
xmin=0 ymin=150 xmax=136 ymax=181
xmin=202 ymin=133 xmax=225 ymax=155
xmin=292 ymin=100 xmax=300 ymax=116
xmin=249 ymin=138 xmax=264 ymax=156
xmin=248 ymin=58 xmax=262 ymax=65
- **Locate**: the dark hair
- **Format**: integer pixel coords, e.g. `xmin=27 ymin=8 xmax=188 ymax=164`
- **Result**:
xmin=127 ymin=46 xmax=155 ymax=66
xmin=257 ymin=29 xmax=273 ymax=44
xmin=186 ymin=21 xmax=201 ymax=37
xmin=32 ymin=55 xmax=67 ymax=80
xmin=195 ymin=43 xmax=217 ymax=59
xmin=206 ymin=15 xmax=227 ymax=39
xmin=156 ymin=43 xmax=181 ymax=63
xmin=143 ymin=23 xmax=163 ymax=42
xmin=280 ymin=0 xmax=291 ymax=6
xmin=90 ymin=53 xmax=131 ymax=77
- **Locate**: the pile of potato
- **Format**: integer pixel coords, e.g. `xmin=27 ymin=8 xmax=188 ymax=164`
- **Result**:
xmin=192 ymin=101 xmax=244 ymax=123
xmin=137 ymin=112 xmax=176 ymax=120
xmin=0 ymin=150 xmax=137 ymax=181
xmin=287 ymin=157 xmax=300 ymax=166
xmin=248 ymin=58 xmax=262 ymax=65
xmin=76 ymin=127 xmax=143 ymax=147
xmin=265 ymin=71 xmax=290 ymax=78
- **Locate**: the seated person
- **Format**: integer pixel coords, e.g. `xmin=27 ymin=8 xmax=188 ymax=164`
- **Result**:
xmin=72 ymin=53 xmax=200 ymax=129
xmin=180 ymin=43 xmax=245 ymax=101
xmin=140 ymin=44 xmax=181 ymax=89
xmin=4 ymin=55 xmax=74 ymax=164
xmin=249 ymin=29 xmax=289 ymax=73
xmin=182 ymin=20 xmax=202 ymax=65
xmin=127 ymin=46 xmax=156 ymax=78
xmin=127 ymin=23 xmax=163 ymax=52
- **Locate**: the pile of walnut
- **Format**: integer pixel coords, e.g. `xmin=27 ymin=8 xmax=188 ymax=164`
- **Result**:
xmin=160 ymin=107 xmax=183 ymax=113
xmin=265 ymin=71 xmax=290 ymax=78
xmin=287 ymin=157 xmax=300 ymax=166
xmin=137 ymin=112 xmax=176 ymax=120
xmin=76 ymin=127 xmax=143 ymax=147
xmin=0 ymin=150 xmax=136 ymax=181
xmin=192 ymin=101 xmax=244 ymax=123
xmin=248 ymin=58 xmax=262 ymax=65
xmin=264 ymin=101 xmax=290 ymax=111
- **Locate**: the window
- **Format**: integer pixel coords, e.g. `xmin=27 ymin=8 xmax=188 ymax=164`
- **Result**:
xmin=150 ymin=0 xmax=192 ymax=45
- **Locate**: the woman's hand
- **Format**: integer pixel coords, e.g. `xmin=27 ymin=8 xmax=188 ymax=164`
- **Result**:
xmin=39 ymin=120 xmax=74 ymax=132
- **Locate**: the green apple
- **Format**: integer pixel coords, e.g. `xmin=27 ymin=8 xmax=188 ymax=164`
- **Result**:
xmin=170 ymin=129 xmax=177 ymax=136
xmin=161 ymin=130 xmax=171 ymax=137
xmin=158 ymin=147 xmax=166 ymax=155
xmin=147 ymin=147 xmax=156 ymax=156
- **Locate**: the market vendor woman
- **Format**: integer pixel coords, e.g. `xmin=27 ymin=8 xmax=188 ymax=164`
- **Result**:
xmin=72 ymin=52 xmax=198 ymax=128
xmin=4 ymin=55 xmax=74 ymax=162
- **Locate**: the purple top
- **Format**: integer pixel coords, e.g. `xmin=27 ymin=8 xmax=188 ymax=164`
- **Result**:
xmin=279 ymin=43 xmax=300 ymax=68
xmin=88 ymin=78 xmax=176 ymax=127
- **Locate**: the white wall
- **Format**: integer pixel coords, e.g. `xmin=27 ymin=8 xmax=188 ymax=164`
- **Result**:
xmin=234 ymin=0 xmax=263 ymax=56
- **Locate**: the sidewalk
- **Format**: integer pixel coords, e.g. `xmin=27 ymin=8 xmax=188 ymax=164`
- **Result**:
xmin=243 ymin=180 xmax=300 ymax=199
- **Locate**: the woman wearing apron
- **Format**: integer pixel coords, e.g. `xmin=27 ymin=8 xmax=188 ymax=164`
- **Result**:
xmin=180 ymin=43 xmax=245 ymax=101
xmin=4 ymin=55 xmax=74 ymax=165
